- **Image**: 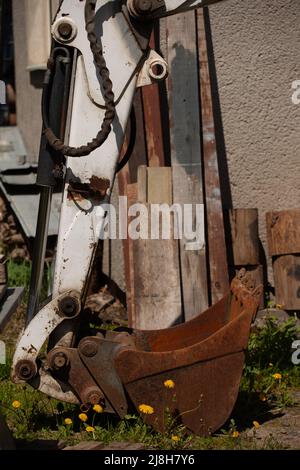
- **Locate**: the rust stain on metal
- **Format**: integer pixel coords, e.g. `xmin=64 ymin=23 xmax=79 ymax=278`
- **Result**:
xmin=89 ymin=176 xmax=110 ymax=196
xmin=67 ymin=176 xmax=110 ymax=202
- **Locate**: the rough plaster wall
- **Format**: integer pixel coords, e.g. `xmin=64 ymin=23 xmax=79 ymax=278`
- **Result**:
xmin=208 ymin=0 xmax=300 ymax=282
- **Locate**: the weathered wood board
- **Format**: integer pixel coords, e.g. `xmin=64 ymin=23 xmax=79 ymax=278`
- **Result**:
xmin=131 ymin=167 xmax=182 ymax=329
xmin=197 ymin=9 xmax=228 ymax=304
xmin=266 ymin=209 xmax=300 ymax=257
xmin=166 ymin=11 xmax=208 ymax=319
xmin=273 ymin=255 xmax=300 ymax=310
xmin=141 ymin=32 xmax=165 ymax=168
xmin=230 ymin=208 xmax=260 ymax=266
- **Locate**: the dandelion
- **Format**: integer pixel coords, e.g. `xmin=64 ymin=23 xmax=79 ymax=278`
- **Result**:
xmin=232 ymin=431 xmax=239 ymax=438
xmin=86 ymin=426 xmax=95 ymax=433
xmin=93 ymin=404 xmax=103 ymax=413
xmin=64 ymin=418 xmax=73 ymax=425
xmin=138 ymin=404 xmax=154 ymax=415
xmin=171 ymin=435 xmax=180 ymax=442
xmin=253 ymin=421 xmax=260 ymax=429
xmin=79 ymin=413 xmax=88 ymax=422
xmin=164 ymin=380 xmax=175 ymax=389
xmin=259 ymin=393 xmax=267 ymax=402
xmin=272 ymin=373 xmax=282 ymax=380
xmin=12 ymin=400 xmax=21 ymax=409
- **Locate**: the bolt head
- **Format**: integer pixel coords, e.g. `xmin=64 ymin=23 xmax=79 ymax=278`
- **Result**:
xmin=52 ymin=352 xmax=69 ymax=370
xmin=58 ymin=295 xmax=80 ymax=318
xmin=15 ymin=360 xmax=36 ymax=381
xmin=83 ymin=387 xmax=104 ymax=405
xmin=57 ymin=22 xmax=73 ymax=39
xmin=79 ymin=339 xmax=98 ymax=358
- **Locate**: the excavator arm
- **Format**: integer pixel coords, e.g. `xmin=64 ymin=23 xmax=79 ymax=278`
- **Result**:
xmin=10 ymin=0 xmax=262 ymax=436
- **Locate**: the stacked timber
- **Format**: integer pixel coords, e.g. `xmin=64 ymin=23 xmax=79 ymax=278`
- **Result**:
xmin=266 ymin=209 xmax=300 ymax=310
xmin=229 ymin=209 xmax=264 ymax=309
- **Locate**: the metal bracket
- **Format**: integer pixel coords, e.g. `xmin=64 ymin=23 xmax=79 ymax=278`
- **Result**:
xmin=137 ymin=50 xmax=168 ymax=87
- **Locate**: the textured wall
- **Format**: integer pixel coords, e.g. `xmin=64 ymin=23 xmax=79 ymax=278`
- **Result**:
xmin=208 ymin=0 xmax=300 ymax=278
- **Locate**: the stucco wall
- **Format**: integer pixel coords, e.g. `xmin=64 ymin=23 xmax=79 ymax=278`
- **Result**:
xmin=208 ymin=0 xmax=300 ymax=278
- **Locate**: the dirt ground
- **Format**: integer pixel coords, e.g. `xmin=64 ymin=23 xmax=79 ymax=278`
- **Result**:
xmin=241 ymin=389 xmax=300 ymax=449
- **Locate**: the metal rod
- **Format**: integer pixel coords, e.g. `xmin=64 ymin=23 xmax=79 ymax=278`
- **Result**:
xmin=26 ymin=186 xmax=53 ymax=325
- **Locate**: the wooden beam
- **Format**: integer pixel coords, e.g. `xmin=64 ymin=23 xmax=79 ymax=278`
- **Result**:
xmin=166 ymin=10 xmax=208 ymax=319
xmin=197 ymin=8 xmax=229 ymax=304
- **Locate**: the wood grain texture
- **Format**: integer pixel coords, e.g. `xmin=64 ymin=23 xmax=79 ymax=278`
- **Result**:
xmin=141 ymin=33 xmax=165 ymax=168
xmin=132 ymin=168 xmax=182 ymax=329
xmin=132 ymin=208 xmax=182 ymax=330
xmin=273 ymin=255 xmax=300 ymax=310
xmin=230 ymin=209 xmax=260 ymax=266
xmin=266 ymin=210 xmax=300 ymax=257
xmin=197 ymin=8 xmax=229 ymax=304
xmin=166 ymin=10 xmax=208 ymax=319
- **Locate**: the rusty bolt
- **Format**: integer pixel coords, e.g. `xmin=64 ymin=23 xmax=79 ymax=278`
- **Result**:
xmin=50 ymin=351 xmax=69 ymax=371
xmin=57 ymin=22 xmax=73 ymax=39
xmin=79 ymin=339 xmax=98 ymax=358
xmin=58 ymin=295 xmax=80 ymax=318
xmin=15 ymin=360 xmax=36 ymax=381
xmin=84 ymin=388 xmax=103 ymax=405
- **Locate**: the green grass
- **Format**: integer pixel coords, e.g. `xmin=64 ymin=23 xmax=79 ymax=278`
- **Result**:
xmin=7 ymin=258 xmax=51 ymax=303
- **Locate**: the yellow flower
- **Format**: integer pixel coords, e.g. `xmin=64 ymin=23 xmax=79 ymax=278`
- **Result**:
xmin=64 ymin=418 xmax=73 ymax=425
xmin=93 ymin=404 xmax=104 ymax=413
xmin=253 ymin=421 xmax=260 ymax=429
xmin=272 ymin=373 xmax=282 ymax=380
xmin=164 ymin=380 xmax=175 ymax=389
xmin=86 ymin=426 xmax=95 ymax=433
xmin=12 ymin=400 xmax=21 ymax=409
xmin=232 ymin=431 xmax=240 ymax=438
xmin=171 ymin=435 xmax=180 ymax=442
xmin=138 ymin=404 xmax=154 ymax=415
xmin=259 ymin=393 xmax=267 ymax=402
xmin=78 ymin=413 xmax=88 ymax=422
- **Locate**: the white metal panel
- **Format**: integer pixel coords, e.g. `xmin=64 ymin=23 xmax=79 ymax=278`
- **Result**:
xmin=54 ymin=0 xmax=144 ymax=106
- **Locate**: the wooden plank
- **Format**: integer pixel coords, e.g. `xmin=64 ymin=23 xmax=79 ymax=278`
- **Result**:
xmin=273 ymin=254 xmax=300 ymax=310
xmin=132 ymin=169 xmax=182 ymax=329
xmin=63 ymin=441 xmax=145 ymax=451
xmin=197 ymin=8 xmax=229 ymax=304
xmin=137 ymin=165 xmax=147 ymax=203
xmin=117 ymin=91 xmax=148 ymax=326
xmin=229 ymin=209 xmax=260 ymax=266
xmin=166 ymin=10 xmax=208 ymax=320
xmin=126 ymin=183 xmax=138 ymax=327
xmin=147 ymin=167 xmax=172 ymax=204
xmin=266 ymin=209 xmax=300 ymax=256
xmin=141 ymin=32 xmax=165 ymax=168
xmin=132 ymin=213 xmax=182 ymax=330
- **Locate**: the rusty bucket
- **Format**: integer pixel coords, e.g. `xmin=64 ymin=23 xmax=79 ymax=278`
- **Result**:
xmin=114 ymin=270 xmax=263 ymax=435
